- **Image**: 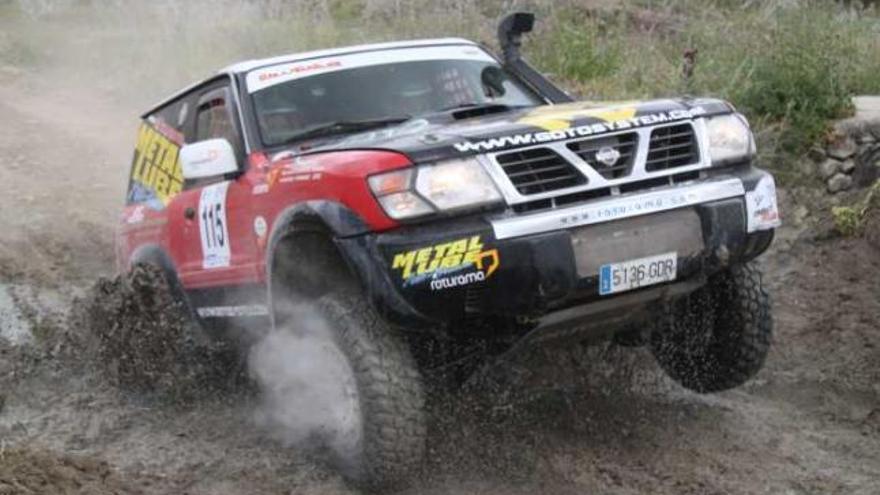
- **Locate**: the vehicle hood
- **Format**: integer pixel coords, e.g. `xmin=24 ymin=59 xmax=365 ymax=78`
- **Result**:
xmin=302 ymin=97 xmax=733 ymax=163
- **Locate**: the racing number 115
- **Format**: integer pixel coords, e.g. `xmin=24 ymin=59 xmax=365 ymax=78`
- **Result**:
xmin=198 ymin=182 xmax=232 ymax=269
xmin=201 ymin=200 xmax=225 ymax=249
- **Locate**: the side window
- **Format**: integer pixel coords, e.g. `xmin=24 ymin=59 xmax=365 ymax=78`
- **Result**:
xmin=154 ymin=99 xmax=190 ymax=143
xmin=184 ymin=86 xmax=243 ymax=190
xmin=195 ymin=88 xmax=240 ymax=151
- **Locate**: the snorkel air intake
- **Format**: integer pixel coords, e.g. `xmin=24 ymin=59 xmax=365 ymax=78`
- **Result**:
xmin=497 ymin=12 xmax=572 ymax=103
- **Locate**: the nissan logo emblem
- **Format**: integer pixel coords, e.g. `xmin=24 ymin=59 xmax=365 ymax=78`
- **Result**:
xmin=595 ymin=146 xmax=621 ymax=167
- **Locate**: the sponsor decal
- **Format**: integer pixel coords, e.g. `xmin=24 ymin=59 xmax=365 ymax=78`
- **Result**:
xmin=745 ymin=175 xmax=781 ymax=232
xmin=197 ymin=304 xmax=270 ymax=318
xmin=454 ymin=107 xmax=707 ymax=153
xmin=257 ymin=60 xmax=343 ymax=83
xmin=125 ymin=205 xmax=145 ymax=225
xmin=429 ymin=268 xmax=492 ymax=291
xmin=253 ymin=215 xmax=268 ymax=238
xmin=517 ymin=104 xmax=638 ymax=132
xmin=252 ymin=183 xmax=270 ymax=195
xmin=558 ymin=193 xmax=694 ymax=226
xmin=128 ymin=121 xmax=185 ymax=208
xmin=267 ymin=166 xmax=284 ymax=189
xmin=391 ymin=235 xmax=500 ymax=291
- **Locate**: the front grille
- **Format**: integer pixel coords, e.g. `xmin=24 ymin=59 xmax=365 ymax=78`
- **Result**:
xmin=566 ymin=132 xmax=638 ymax=179
xmin=495 ymin=147 xmax=586 ymax=195
xmin=645 ymin=123 xmax=700 ymax=171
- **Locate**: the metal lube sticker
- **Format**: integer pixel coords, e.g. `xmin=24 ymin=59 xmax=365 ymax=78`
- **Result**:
xmin=391 ymin=235 xmax=500 ymax=291
xmin=128 ymin=121 xmax=184 ymax=209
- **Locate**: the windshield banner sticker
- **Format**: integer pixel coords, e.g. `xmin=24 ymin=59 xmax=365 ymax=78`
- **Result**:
xmin=247 ymin=45 xmax=494 ymax=93
xmin=453 ymin=107 xmax=707 ymax=153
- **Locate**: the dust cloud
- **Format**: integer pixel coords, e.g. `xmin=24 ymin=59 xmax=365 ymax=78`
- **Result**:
xmin=248 ymin=304 xmax=363 ymax=472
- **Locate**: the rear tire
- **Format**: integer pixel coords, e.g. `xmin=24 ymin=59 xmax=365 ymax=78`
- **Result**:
xmin=650 ymin=263 xmax=772 ymax=393
xmin=316 ymin=290 xmax=426 ymax=489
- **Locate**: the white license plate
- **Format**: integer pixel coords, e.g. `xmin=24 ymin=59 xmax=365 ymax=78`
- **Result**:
xmin=599 ymin=252 xmax=677 ymax=295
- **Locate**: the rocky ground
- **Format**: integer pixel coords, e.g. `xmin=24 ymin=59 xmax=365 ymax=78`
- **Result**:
xmin=1 ymin=71 xmax=879 ymax=495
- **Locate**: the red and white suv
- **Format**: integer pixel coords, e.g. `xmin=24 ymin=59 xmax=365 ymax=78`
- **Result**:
xmin=117 ymin=13 xmax=780 ymax=488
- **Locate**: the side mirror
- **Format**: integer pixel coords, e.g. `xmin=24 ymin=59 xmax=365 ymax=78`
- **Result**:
xmin=179 ymin=138 xmax=238 ymax=180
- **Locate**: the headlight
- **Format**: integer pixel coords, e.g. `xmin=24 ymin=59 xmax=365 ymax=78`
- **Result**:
xmin=706 ymin=114 xmax=755 ymax=164
xmin=369 ymin=158 xmax=502 ymax=220
xmin=415 ymin=159 xmax=502 ymax=210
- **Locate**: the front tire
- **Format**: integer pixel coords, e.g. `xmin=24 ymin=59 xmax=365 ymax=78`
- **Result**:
xmin=316 ymin=291 xmax=426 ymax=489
xmin=650 ymin=263 xmax=772 ymax=393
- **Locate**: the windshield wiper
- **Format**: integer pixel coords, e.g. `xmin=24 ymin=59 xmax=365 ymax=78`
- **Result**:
xmin=280 ymin=116 xmax=411 ymax=145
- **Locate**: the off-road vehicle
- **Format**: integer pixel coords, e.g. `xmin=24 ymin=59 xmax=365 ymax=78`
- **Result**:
xmin=117 ymin=13 xmax=780 ymax=487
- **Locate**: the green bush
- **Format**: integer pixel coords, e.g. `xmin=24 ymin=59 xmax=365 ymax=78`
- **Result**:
xmin=832 ymin=180 xmax=880 ymax=236
xmin=530 ymin=16 xmax=621 ymax=83
xmin=733 ymin=8 xmax=860 ymax=152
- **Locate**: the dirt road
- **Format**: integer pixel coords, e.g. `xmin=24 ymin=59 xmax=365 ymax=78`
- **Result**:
xmin=1 ymin=70 xmax=879 ymax=494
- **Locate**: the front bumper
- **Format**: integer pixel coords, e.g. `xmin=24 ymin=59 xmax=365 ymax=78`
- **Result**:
xmin=337 ymin=168 xmax=777 ymax=330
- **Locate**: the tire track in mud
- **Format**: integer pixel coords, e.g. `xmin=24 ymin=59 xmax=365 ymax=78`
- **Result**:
xmin=1 ymin=77 xmax=880 ymax=494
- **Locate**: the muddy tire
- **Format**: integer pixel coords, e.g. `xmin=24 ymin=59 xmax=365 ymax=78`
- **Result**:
xmin=650 ymin=263 xmax=772 ymax=393
xmin=316 ymin=290 xmax=426 ymax=489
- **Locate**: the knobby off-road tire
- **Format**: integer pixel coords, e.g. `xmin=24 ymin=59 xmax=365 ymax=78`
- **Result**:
xmin=650 ymin=263 xmax=772 ymax=393
xmin=317 ymin=290 xmax=427 ymax=489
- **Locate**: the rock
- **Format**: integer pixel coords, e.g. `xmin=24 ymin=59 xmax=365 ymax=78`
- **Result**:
xmin=867 ymin=120 xmax=880 ymax=139
xmin=798 ymin=159 xmax=815 ymax=178
xmin=854 ymin=150 xmax=880 ymax=187
xmin=840 ymin=159 xmax=856 ymax=174
xmin=833 ymin=118 xmax=863 ymax=137
xmin=792 ymin=205 xmax=809 ymax=225
xmin=827 ymin=173 xmax=853 ymax=193
xmin=820 ymin=159 xmax=841 ymax=179
xmin=827 ymin=137 xmax=858 ymax=160
xmin=858 ymin=133 xmax=876 ymax=145
xmin=808 ymin=146 xmax=826 ymax=162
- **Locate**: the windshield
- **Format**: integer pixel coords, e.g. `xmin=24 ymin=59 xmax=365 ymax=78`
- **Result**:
xmin=249 ymin=48 xmax=543 ymax=147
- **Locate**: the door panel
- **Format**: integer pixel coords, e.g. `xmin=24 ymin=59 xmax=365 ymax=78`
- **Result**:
xmin=167 ymin=79 xmax=261 ymax=289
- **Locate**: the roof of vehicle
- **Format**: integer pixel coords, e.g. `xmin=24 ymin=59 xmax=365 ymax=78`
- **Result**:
xmin=144 ymin=37 xmax=480 ymax=117
xmin=221 ymin=37 xmax=479 ymax=73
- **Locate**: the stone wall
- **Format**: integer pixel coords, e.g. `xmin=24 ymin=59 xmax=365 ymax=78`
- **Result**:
xmin=812 ymin=112 xmax=880 ymax=194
